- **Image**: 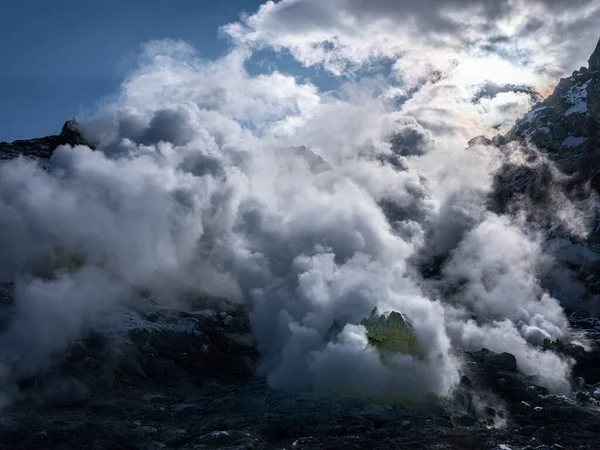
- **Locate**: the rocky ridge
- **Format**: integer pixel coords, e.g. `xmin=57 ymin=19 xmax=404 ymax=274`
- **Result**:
xmin=0 ymin=119 xmax=89 ymax=161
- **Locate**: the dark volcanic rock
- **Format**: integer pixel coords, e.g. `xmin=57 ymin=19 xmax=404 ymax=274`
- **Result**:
xmin=464 ymin=349 xmax=550 ymax=404
xmin=482 ymin=351 xmax=518 ymax=373
xmin=0 ymin=119 xmax=91 ymax=160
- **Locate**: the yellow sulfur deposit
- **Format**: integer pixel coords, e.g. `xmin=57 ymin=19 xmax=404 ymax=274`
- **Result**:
xmin=361 ymin=308 xmax=419 ymax=355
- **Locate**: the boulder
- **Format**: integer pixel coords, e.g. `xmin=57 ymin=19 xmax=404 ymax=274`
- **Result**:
xmin=482 ymin=352 xmax=518 ymax=373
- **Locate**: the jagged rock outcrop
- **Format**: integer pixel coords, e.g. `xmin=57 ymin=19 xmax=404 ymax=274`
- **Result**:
xmin=0 ymin=119 xmax=90 ymax=161
xmin=498 ymin=38 xmax=600 ymax=183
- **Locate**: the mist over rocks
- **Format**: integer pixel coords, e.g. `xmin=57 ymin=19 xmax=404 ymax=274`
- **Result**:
xmin=3 ymin=33 xmax=600 ymax=450
xmin=0 ymin=38 xmax=594 ymax=406
xmin=2 ymin=21 xmax=600 ymax=450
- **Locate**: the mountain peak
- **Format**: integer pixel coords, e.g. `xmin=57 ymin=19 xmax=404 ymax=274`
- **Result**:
xmin=60 ymin=118 xmax=79 ymax=136
xmin=0 ymin=118 xmax=92 ymax=160
xmin=59 ymin=118 xmax=88 ymax=146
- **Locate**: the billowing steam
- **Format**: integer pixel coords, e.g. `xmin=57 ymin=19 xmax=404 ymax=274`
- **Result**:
xmin=0 ymin=4 xmax=595 ymax=403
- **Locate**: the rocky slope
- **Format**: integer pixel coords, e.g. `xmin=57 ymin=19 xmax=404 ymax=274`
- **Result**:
xmin=3 ymin=41 xmax=600 ymax=450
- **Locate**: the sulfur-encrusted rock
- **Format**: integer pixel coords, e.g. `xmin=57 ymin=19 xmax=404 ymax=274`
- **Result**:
xmin=361 ymin=308 xmax=419 ymax=355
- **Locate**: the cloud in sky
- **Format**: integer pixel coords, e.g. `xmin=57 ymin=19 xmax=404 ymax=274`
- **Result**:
xmin=220 ymin=0 xmax=600 ymax=148
xmin=224 ymin=0 xmax=600 ymax=86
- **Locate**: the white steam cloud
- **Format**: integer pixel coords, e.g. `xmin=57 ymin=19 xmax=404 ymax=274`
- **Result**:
xmin=1 ymin=0 xmax=595 ymax=402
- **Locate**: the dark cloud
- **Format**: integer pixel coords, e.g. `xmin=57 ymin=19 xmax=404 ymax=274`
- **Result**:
xmin=388 ymin=119 xmax=434 ymax=157
xmin=472 ymin=82 xmax=540 ymax=103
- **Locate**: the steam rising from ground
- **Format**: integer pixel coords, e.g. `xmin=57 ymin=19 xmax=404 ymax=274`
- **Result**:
xmin=0 ymin=6 xmax=594 ymax=402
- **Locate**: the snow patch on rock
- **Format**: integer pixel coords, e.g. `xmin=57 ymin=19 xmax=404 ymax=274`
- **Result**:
xmin=561 ymin=136 xmax=588 ymax=148
xmin=565 ymin=80 xmax=591 ymax=116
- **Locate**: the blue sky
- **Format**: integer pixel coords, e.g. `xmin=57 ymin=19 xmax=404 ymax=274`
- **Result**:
xmin=0 ymin=0 xmax=265 ymax=141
